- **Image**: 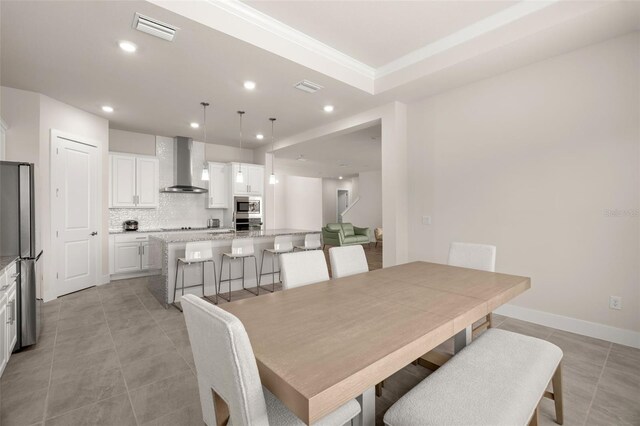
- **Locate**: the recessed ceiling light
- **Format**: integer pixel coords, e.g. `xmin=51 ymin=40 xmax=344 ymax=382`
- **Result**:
xmin=190 ymin=122 xmax=199 ymax=128
xmin=256 ymin=134 xmax=264 ymax=140
xmin=118 ymin=41 xmax=137 ymax=53
xmin=338 ymin=176 xmax=343 ymax=180
xmin=297 ymin=155 xmax=307 ymax=162
xmin=323 ymin=105 xmax=334 ymax=113
xmin=101 ymin=106 xmax=114 ymax=113
xmin=244 ymin=81 xmax=256 ymax=90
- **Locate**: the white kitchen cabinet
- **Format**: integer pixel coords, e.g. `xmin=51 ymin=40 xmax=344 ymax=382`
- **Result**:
xmin=109 ymin=153 xmax=159 ymax=208
xmin=0 ymin=295 xmax=6 ymax=376
xmin=114 ymin=242 xmax=144 ymax=274
xmin=141 ymin=242 xmax=158 ymax=270
xmin=110 ymin=234 xmax=159 ymax=276
xmin=207 ymin=162 xmax=229 ymax=209
xmin=231 ymin=163 xmax=264 ymax=196
xmin=135 ymin=157 xmax=160 ymax=208
xmin=247 ymin=165 xmax=264 ymax=196
xmin=6 ymin=282 xmax=16 ymax=354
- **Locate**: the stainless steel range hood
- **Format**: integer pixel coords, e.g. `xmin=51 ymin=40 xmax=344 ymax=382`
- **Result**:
xmin=161 ymin=136 xmax=208 ymax=193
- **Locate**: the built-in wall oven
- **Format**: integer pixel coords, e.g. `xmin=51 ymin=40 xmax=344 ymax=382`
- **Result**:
xmin=234 ymin=196 xmax=263 ymax=231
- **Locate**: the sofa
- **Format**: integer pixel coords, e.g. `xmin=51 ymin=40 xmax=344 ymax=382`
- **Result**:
xmin=322 ymin=223 xmax=370 ymax=247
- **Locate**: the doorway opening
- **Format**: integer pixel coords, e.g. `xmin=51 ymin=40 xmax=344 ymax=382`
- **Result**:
xmin=336 ymin=189 xmax=349 ymax=223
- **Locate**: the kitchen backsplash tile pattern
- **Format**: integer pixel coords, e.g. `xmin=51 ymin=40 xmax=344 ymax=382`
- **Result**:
xmin=109 ymin=137 xmax=225 ymax=230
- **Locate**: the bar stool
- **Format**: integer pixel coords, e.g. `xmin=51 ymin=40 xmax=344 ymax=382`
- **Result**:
xmin=294 ymin=233 xmax=322 ymax=251
xmin=258 ymin=235 xmax=294 ymax=293
xmin=174 ymin=241 xmax=218 ymax=309
xmin=218 ymin=238 xmax=259 ymax=302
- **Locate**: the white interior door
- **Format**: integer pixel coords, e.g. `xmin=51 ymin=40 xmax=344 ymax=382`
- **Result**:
xmin=53 ymin=135 xmax=98 ymax=296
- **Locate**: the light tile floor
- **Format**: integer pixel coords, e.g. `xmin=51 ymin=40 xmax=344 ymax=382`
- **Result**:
xmin=1 ymin=247 xmax=637 ymax=425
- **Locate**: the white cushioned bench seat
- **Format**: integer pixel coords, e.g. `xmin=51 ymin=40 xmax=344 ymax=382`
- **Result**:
xmin=384 ymin=328 xmax=563 ymax=426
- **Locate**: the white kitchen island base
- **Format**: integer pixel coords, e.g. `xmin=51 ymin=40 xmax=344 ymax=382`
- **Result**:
xmin=148 ymin=230 xmax=317 ymax=308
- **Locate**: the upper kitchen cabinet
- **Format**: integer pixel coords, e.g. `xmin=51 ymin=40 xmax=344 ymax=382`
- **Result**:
xmin=109 ymin=153 xmax=159 ymax=208
xmin=231 ymin=163 xmax=264 ymax=196
xmin=207 ymin=162 xmax=229 ymax=209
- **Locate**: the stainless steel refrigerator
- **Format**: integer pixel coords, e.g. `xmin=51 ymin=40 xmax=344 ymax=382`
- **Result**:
xmin=0 ymin=161 xmax=42 ymax=350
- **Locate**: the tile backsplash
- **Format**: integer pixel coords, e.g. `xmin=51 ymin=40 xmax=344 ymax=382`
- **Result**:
xmin=109 ymin=137 xmax=225 ymax=230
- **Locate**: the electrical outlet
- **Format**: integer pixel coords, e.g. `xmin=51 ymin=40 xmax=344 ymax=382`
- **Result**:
xmin=609 ymin=296 xmax=622 ymax=310
xmin=422 ymin=215 xmax=431 ymax=225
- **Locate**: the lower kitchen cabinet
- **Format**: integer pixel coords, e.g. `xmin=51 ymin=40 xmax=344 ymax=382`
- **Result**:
xmin=141 ymin=242 xmax=158 ymax=270
xmin=0 ymin=260 xmax=18 ymax=377
xmin=0 ymin=295 xmax=7 ymax=375
xmin=110 ymin=234 xmax=160 ymax=276
xmin=6 ymin=283 xmax=16 ymax=354
xmin=114 ymin=242 xmax=144 ymax=274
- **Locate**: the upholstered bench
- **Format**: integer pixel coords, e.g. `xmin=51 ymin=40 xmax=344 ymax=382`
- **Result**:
xmin=384 ymin=328 xmax=564 ymax=426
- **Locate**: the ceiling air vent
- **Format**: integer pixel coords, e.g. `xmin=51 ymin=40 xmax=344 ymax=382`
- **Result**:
xmin=132 ymin=13 xmax=178 ymax=41
xmin=294 ymin=80 xmax=323 ymax=94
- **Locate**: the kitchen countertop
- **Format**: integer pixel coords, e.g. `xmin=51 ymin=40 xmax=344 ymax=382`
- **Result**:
xmin=109 ymin=228 xmax=234 ymax=235
xmin=150 ymin=228 xmax=319 ymax=243
xmin=0 ymin=256 xmax=18 ymax=273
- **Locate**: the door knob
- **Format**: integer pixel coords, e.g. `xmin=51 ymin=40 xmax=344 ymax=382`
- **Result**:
xmin=90 ymin=231 xmax=98 ymax=236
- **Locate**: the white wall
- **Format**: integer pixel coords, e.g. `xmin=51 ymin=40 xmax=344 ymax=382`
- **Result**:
xmin=109 ymin=129 xmax=156 ymax=156
xmin=1 ymin=87 xmax=110 ymax=300
xmin=342 ymin=170 xmax=382 ymax=241
xmin=272 ymin=175 xmax=323 ymax=231
xmin=406 ymin=33 xmax=640 ymax=333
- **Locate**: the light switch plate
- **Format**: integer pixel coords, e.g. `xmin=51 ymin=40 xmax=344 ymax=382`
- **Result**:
xmin=609 ymin=296 xmax=622 ymax=310
xmin=422 ymin=215 xmax=431 ymax=225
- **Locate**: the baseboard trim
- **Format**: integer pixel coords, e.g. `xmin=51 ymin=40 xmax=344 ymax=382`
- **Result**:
xmin=494 ymin=304 xmax=640 ymax=349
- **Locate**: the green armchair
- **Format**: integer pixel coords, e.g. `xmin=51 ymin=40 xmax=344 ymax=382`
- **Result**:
xmin=322 ymin=223 xmax=370 ymax=248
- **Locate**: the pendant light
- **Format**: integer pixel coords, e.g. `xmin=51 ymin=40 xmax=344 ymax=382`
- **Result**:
xmin=236 ymin=111 xmax=245 ymax=183
xmin=269 ymin=117 xmax=277 ymax=185
xmin=200 ymin=102 xmax=210 ymax=181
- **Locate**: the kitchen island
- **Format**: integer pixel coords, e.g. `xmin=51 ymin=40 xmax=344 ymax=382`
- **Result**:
xmin=148 ymin=229 xmax=319 ymax=307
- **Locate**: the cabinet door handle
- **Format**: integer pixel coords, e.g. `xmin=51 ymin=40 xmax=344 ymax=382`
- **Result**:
xmin=7 ymin=300 xmax=13 ymax=324
xmin=142 ymin=245 xmax=145 ymax=255
xmin=138 ymin=245 xmax=141 ymax=255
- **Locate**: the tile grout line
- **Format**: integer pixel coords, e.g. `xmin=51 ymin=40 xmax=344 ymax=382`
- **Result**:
xmin=133 ymin=283 xmax=197 ymax=376
xmin=98 ymin=288 xmax=142 ymax=426
xmin=582 ymin=342 xmax=612 ymax=426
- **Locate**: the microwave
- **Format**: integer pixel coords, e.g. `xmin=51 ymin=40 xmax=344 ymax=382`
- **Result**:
xmin=234 ymin=196 xmax=261 ymax=218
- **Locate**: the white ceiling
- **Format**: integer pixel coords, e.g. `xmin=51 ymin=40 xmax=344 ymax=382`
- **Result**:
xmin=0 ymin=1 xmax=381 ymax=148
xmin=274 ymin=123 xmax=381 ymax=179
xmin=1 ymin=1 xmax=638 ymax=152
xmin=245 ymin=1 xmax=516 ymax=68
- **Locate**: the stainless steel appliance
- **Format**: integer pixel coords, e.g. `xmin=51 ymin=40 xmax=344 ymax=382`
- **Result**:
xmin=234 ymin=196 xmax=261 ymax=217
xmin=234 ymin=196 xmax=263 ymax=231
xmin=123 ymin=220 xmax=139 ymax=231
xmin=235 ymin=218 xmax=263 ymax=232
xmin=207 ymin=218 xmax=220 ymax=229
xmin=160 ymin=137 xmax=208 ymax=193
xmin=0 ymin=161 xmax=42 ymax=350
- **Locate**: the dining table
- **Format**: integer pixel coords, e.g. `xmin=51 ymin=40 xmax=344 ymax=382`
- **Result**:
xmin=220 ymin=261 xmax=531 ymax=425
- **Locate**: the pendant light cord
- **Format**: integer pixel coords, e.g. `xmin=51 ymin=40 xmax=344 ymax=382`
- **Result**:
xmin=270 ymin=117 xmax=276 ymax=175
xmin=238 ymin=111 xmax=245 ymax=173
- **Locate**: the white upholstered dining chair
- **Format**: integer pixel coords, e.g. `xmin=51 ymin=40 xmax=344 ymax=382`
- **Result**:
xmin=448 ymin=242 xmax=497 ymax=333
xmin=181 ymin=294 xmax=361 ymax=426
xmin=279 ymin=250 xmax=329 ymax=290
xmin=329 ymin=245 xmax=369 ymax=278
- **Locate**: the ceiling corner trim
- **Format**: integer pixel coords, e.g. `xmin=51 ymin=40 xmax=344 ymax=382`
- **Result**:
xmin=375 ymin=0 xmax=559 ymax=79
xmin=209 ymin=0 xmax=376 ymax=79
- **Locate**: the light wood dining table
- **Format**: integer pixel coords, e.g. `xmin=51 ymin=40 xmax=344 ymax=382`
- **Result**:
xmin=220 ymin=261 xmax=530 ymax=425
